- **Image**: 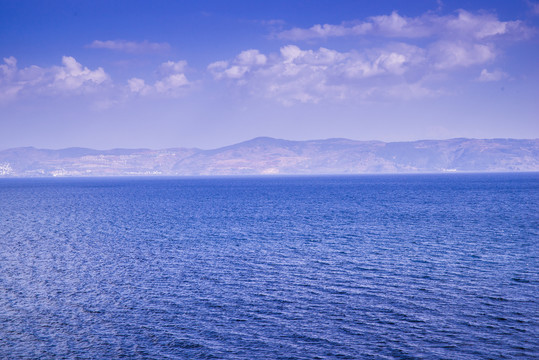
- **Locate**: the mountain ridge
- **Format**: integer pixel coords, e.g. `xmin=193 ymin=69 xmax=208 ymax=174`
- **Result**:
xmin=1 ymin=137 xmax=538 ymax=177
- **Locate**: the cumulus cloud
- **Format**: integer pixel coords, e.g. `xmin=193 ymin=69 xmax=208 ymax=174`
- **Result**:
xmin=209 ymin=45 xmax=435 ymax=104
xmin=52 ymin=56 xmax=108 ymax=91
xmin=87 ymin=40 xmax=170 ymax=53
xmin=275 ymin=9 xmax=532 ymax=75
xmin=128 ymin=60 xmax=190 ymax=97
xmin=0 ymin=56 xmax=109 ymax=102
xmin=0 ymin=57 xmax=24 ymax=101
xmin=0 ymin=56 xmax=191 ymax=103
xmin=208 ymin=49 xmax=266 ymax=80
xmin=155 ymin=74 xmax=189 ymax=93
xmin=278 ymin=10 xmax=531 ymax=40
xmin=212 ymin=8 xmax=533 ymax=105
xmin=127 ymin=77 xmax=150 ymax=95
xmin=368 ymin=11 xmax=432 ymax=38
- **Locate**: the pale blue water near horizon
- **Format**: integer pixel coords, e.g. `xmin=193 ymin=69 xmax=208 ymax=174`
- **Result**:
xmin=0 ymin=174 xmax=537 ymax=359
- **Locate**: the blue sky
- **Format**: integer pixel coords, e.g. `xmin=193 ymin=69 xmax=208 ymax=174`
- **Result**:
xmin=1 ymin=0 xmax=538 ymax=149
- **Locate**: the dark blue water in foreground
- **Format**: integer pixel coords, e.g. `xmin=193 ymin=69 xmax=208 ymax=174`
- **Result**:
xmin=0 ymin=174 xmax=537 ymax=359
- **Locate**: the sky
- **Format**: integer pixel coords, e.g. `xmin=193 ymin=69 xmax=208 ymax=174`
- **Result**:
xmin=1 ymin=0 xmax=538 ymax=150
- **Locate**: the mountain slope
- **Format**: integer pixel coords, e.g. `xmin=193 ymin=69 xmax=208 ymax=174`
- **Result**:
xmin=0 ymin=138 xmax=537 ymax=176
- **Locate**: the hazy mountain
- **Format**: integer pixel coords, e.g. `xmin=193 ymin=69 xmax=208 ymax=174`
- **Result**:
xmin=0 ymin=137 xmax=537 ymax=177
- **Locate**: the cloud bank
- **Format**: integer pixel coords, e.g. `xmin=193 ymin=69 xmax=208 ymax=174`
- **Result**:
xmin=0 ymin=9 xmax=533 ymax=106
xmin=207 ymin=9 xmax=530 ymax=104
xmin=277 ymin=10 xmax=531 ymax=40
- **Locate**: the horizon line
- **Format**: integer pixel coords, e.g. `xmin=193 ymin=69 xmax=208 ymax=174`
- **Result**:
xmin=2 ymin=136 xmax=538 ymax=152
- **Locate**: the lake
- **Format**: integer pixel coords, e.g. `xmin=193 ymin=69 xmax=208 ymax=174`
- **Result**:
xmin=0 ymin=174 xmax=537 ymax=359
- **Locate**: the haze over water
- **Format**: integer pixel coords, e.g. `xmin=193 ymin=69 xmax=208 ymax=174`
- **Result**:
xmin=1 ymin=174 xmax=537 ymax=359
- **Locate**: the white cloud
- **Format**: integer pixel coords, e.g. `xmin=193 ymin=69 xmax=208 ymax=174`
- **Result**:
xmin=213 ymin=8 xmax=534 ymax=105
xmin=208 ymin=49 xmax=266 ymax=80
xmin=368 ymin=11 xmax=432 ymax=37
xmin=446 ymin=10 xmax=530 ymax=39
xmin=209 ymin=45 xmax=435 ymax=104
xmin=155 ymin=73 xmax=189 ymax=93
xmin=0 ymin=56 xmax=109 ymax=102
xmin=266 ymin=9 xmax=530 ymax=102
xmin=159 ymin=60 xmax=187 ymax=75
xmin=52 ymin=56 xmax=108 ymax=91
xmin=0 ymin=56 xmax=191 ymax=105
xmin=210 ymin=27 xmax=521 ymax=105
xmin=87 ymin=40 xmax=170 ymax=53
xmin=128 ymin=60 xmax=191 ymax=97
xmin=478 ymin=68 xmax=508 ymax=82
xmin=236 ymin=49 xmax=267 ymax=66
xmin=280 ymin=45 xmax=346 ymax=65
xmin=128 ymin=77 xmax=150 ymax=95
xmin=338 ymin=46 xmax=422 ymax=78
xmin=277 ymin=10 xmax=531 ymax=40
xmin=278 ymin=22 xmax=370 ymax=40
xmin=430 ymin=41 xmax=495 ymax=69
xmin=207 ymin=61 xmax=229 ymax=79
xmin=0 ymin=56 xmax=17 ymax=78
xmin=0 ymin=57 xmax=24 ymax=101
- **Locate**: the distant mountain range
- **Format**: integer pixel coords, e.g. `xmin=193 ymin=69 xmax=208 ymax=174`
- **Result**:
xmin=0 ymin=137 xmax=538 ymax=177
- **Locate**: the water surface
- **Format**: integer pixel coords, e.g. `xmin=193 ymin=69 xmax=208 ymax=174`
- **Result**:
xmin=0 ymin=174 xmax=537 ymax=359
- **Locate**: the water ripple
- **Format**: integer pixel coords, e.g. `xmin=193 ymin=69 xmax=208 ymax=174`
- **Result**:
xmin=0 ymin=174 xmax=537 ymax=359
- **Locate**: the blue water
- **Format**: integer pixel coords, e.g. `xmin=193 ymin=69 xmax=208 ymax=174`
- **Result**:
xmin=0 ymin=174 xmax=537 ymax=359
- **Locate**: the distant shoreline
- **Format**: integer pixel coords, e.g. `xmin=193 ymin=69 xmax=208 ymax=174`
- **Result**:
xmin=1 ymin=171 xmax=538 ymax=180
xmin=1 ymin=137 xmax=538 ymax=177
